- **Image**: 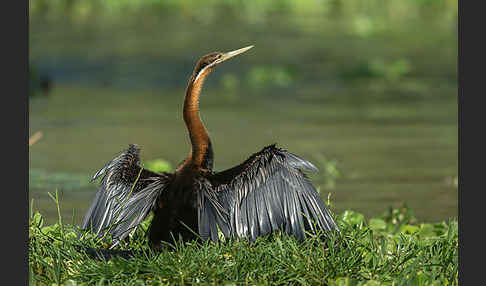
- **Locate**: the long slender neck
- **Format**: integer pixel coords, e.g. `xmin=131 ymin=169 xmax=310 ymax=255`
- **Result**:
xmin=183 ymin=68 xmax=213 ymax=170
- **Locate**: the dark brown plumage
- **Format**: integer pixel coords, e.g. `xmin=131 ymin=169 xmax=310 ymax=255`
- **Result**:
xmin=81 ymin=46 xmax=339 ymax=254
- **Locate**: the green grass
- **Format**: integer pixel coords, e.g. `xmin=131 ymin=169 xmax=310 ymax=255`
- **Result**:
xmin=29 ymin=194 xmax=458 ymax=285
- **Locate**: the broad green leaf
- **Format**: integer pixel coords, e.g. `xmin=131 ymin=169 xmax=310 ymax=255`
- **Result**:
xmin=368 ymin=218 xmax=386 ymax=231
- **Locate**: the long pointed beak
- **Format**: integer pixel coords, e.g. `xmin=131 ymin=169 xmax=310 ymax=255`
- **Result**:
xmin=216 ymin=45 xmax=254 ymax=65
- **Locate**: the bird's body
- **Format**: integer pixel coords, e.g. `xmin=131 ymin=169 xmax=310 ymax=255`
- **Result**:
xmin=82 ymin=46 xmax=339 ymax=251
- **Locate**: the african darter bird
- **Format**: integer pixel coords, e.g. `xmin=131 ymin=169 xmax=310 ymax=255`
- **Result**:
xmin=81 ymin=46 xmax=339 ymax=252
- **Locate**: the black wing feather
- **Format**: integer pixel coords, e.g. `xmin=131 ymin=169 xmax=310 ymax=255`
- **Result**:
xmin=82 ymin=144 xmax=173 ymax=247
xmin=200 ymin=144 xmax=339 ymax=242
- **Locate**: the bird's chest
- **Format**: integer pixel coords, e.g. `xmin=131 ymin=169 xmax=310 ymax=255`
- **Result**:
xmin=159 ymin=170 xmax=199 ymax=210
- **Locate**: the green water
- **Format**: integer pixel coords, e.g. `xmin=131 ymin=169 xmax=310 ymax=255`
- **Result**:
xmin=29 ymin=0 xmax=457 ymax=224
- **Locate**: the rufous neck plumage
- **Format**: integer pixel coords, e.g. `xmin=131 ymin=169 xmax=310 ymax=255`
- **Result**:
xmin=183 ymin=67 xmax=213 ymax=169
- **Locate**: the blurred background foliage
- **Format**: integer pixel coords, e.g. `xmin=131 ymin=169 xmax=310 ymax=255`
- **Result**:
xmin=29 ymin=0 xmax=457 ymax=225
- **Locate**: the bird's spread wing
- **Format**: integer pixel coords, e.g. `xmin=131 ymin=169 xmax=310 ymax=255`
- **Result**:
xmin=200 ymin=144 xmax=339 ymax=242
xmin=82 ymin=144 xmax=173 ymax=247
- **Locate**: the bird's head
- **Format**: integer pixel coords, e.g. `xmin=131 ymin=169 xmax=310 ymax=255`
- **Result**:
xmin=193 ymin=45 xmax=253 ymax=82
